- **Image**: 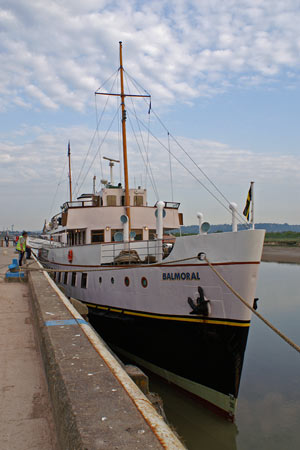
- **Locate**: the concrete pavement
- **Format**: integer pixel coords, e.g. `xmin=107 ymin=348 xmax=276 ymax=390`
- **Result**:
xmin=0 ymin=247 xmax=58 ymax=450
xmin=0 ymin=246 xmax=184 ymax=449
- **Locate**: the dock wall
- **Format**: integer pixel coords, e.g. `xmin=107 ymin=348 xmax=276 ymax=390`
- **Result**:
xmin=28 ymin=262 xmax=184 ymax=449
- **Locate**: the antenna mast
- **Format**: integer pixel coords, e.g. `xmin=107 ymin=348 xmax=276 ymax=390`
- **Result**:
xmin=103 ymin=156 xmax=120 ymax=186
xmin=68 ymin=141 xmax=73 ymax=202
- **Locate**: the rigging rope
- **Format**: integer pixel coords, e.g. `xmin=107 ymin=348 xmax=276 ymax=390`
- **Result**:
xmin=168 ymin=132 xmax=174 ymax=202
xmin=126 ymin=112 xmax=158 ymax=199
xmin=21 ymin=252 xmax=300 ymax=354
xmin=48 ymin=160 xmax=67 ymax=219
xmin=73 ymin=71 xmax=119 ymax=198
xmin=204 ymin=255 xmax=300 ymax=354
xmin=94 ymin=69 xmax=119 ymax=94
xmin=95 ymin=94 xmax=104 ymax=181
xmin=123 ymin=69 xmax=151 ymax=99
xmin=126 ymin=106 xmax=233 ymax=216
xmin=22 ymin=254 xmax=198 ymax=273
xmin=124 ymin=72 xmax=159 ymax=199
xmin=122 ymin=70 xmax=249 ymax=226
xmin=21 ymin=247 xmax=300 ymax=354
xmin=126 ymin=109 xmax=159 ymax=200
xmin=145 ymin=105 xmax=151 ymax=192
xmin=150 ymin=108 xmax=249 ymax=227
xmin=123 ymin=70 xmax=159 ymax=197
xmin=75 ymin=106 xmax=121 ymax=195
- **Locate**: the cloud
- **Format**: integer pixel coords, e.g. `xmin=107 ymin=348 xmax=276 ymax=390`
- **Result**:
xmin=1 ymin=120 xmax=299 ymax=228
xmin=1 ymin=1 xmax=300 ymax=112
xmin=1 ymin=1 xmax=300 ymax=228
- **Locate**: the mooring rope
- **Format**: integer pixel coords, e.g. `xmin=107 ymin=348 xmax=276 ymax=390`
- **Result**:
xmin=204 ymin=255 xmax=300 ymax=354
xmin=20 ymin=254 xmax=199 ymax=274
xmin=8 ymin=252 xmax=300 ymax=353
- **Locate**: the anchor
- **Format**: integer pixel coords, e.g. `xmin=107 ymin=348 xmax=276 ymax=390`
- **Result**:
xmin=188 ymin=286 xmax=210 ymax=316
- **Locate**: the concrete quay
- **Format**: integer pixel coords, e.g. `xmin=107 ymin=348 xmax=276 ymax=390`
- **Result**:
xmin=0 ymin=247 xmax=58 ymax=450
xmin=1 ymin=247 xmax=184 ymax=449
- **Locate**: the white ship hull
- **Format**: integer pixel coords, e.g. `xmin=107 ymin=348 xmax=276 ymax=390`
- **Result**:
xmin=38 ymin=229 xmax=265 ymax=419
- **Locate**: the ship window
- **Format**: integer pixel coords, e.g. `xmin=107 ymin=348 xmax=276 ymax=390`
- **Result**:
xmin=141 ymin=277 xmax=148 ymax=288
xmin=64 ymin=272 xmax=68 ymax=284
xmin=77 ymin=230 xmax=85 ymax=245
xmin=91 ymin=230 xmax=104 ymax=243
xmin=81 ymin=273 xmax=87 ymax=289
xmin=67 ymin=229 xmax=86 ymax=246
xmin=93 ymin=195 xmax=100 ymax=207
xmin=107 ymin=195 xmax=117 ymax=206
xmin=99 ymin=276 xmax=102 ymax=284
xmin=121 ymin=195 xmax=125 ymax=206
xmin=131 ymin=229 xmax=143 ymax=241
xmin=111 ymin=277 xmax=114 ymax=284
xmin=134 ymin=195 xmax=143 ymax=206
xmin=124 ymin=277 xmax=130 ymax=287
xmin=71 ymin=272 xmax=76 ymax=287
xmin=178 ymin=212 xmax=184 ymax=226
xmin=149 ymin=229 xmax=156 ymax=240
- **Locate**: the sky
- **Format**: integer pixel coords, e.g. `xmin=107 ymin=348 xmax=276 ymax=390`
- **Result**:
xmin=1 ymin=0 xmax=300 ymax=231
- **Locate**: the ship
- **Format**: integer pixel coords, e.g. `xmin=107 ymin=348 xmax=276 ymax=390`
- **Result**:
xmin=37 ymin=42 xmax=265 ymax=421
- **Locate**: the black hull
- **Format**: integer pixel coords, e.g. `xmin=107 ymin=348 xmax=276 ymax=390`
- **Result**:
xmin=88 ymin=306 xmax=250 ymax=420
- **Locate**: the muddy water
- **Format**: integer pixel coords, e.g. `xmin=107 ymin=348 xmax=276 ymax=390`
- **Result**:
xmin=149 ymin=262 xmax=300 ymax=450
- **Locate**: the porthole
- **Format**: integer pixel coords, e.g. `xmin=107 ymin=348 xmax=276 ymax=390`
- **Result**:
xmin=99 ymin=276 xmax=102 ymax=284
xmin=141 ymin=277 xmax=148 ymax=288
xmin=124 ymin=277 xmax=130 ymax=287
xmin=111 ymin=277 xmax=114 ymax=284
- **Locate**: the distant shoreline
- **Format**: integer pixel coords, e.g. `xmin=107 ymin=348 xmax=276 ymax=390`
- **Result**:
xmin=262 ymin=245 xmax=300 ymax=264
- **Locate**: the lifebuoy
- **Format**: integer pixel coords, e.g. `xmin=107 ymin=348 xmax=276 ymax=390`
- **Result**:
xmin=68 ymin=250 xmax=73 ymax=263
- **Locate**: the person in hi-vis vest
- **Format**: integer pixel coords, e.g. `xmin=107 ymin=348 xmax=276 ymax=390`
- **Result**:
xmin=16 ymin=231 xmax=28 ymax=266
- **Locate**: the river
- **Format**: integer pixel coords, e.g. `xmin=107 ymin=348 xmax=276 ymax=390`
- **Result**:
xmin=148 ymin=262 xmax=300 ymax=449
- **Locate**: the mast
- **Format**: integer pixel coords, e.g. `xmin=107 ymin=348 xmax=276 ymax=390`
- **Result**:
xmin=250 ymin=181 xmax=255 ymax=230
xmin=94 ymin=42 xmax=151 ymax=232
xmin=68 ymin=141 xmax=73 ymax=202
xmin=119 ymin=41 xmax=130 ymax=226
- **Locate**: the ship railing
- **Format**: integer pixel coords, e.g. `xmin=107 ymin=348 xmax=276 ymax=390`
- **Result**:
xmin=37 ymin=240 xmax=66 ymax=249
xmin=154 ymin=201 xmax=180 ymax=209
xmin=100 ymin=239 xmax=170 ymax=265
xmin=63 ymin=200 xmax=94 ymax=209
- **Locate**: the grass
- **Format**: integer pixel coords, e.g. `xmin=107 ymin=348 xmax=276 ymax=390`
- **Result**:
xmin=264 ymin=231 xmax=300 ymax=246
